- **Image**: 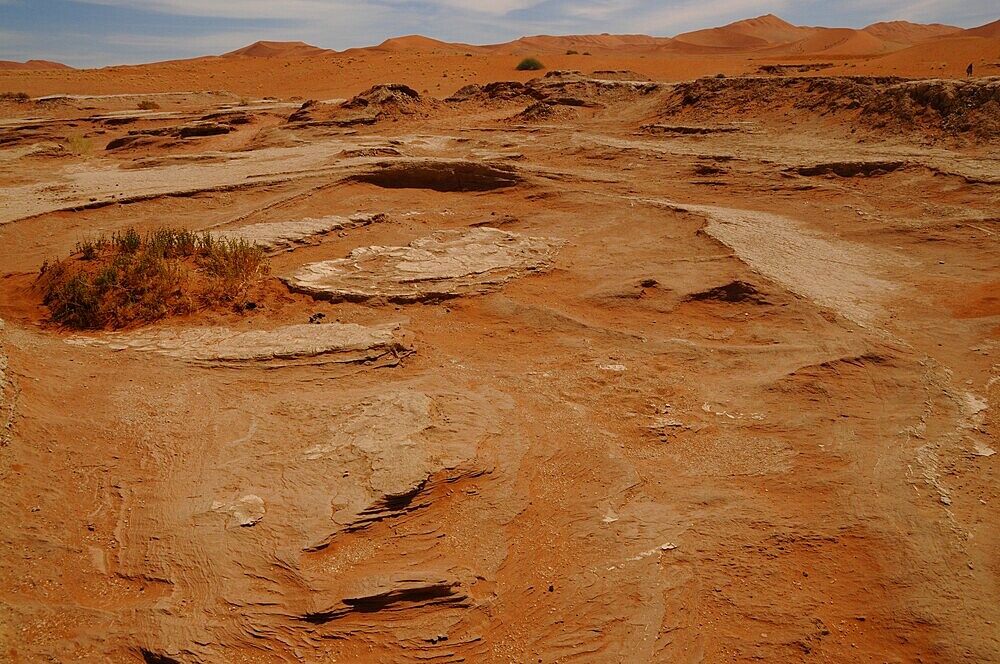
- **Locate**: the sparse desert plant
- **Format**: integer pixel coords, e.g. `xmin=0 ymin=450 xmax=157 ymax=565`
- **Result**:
xmin=75 ymin=239 xmax=100 ymax=261
xmin=715 ymin=73 xmax=726 ymax=78
xmin=516 ymin=57 xmax=545 ymax=71
xmin=583 ymin=52 xmax=592 ymax=56
xmin=0 ymin=91 xmax=30 ymax=102
xmin=66 ymin=133 xmax=93 ymax=155
xmin=36 ymin=227 xmax=269 ymax=329
xmin=566 ymin=50 xmax=579 ymax=55
xmin=137 ymin=100 xmax=160 ymax=110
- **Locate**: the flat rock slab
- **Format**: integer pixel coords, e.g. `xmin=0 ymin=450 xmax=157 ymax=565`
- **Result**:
xmin=281 ymin=227 xmax=563 ymax=303
xmin=213 ymin=213 xmax=385 ymax=252
xmin=67 ymin=322 xmax=411 ymax=368
xmin=684 ymin=203 xmax=901 ymax=327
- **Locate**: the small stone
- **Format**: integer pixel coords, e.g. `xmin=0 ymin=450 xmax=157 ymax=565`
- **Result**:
xmin=230 ymin=495 xmax=265 ymax=527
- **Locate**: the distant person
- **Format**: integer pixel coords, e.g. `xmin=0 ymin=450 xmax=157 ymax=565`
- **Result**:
xmin=967 ymin=63 xmax=973 ymax=77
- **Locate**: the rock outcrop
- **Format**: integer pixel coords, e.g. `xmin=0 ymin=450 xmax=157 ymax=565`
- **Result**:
xmin=67 ymin=322 xmax=411 ymax=368
xmin=347 ymin=159 xmax=522 ymax=191
xmin=214 ymin=213 xmax=386 ymax=252
xmin=281 ymin=227 xmax=563 ymax=303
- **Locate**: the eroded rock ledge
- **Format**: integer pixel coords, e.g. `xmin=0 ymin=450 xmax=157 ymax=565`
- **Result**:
xmin=66 ymin=322 xmax=412 ymax=368
xmin=213 ymin=213 xmax=386 ymax=252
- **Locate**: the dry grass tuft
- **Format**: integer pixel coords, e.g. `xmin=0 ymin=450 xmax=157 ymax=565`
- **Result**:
xmin=66 ymin=134 xmax=93 ymax=155
xmin=36 ymin=228 xmax=269 ymax=329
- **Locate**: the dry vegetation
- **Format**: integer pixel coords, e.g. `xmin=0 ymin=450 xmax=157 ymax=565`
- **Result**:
xmin=35 ymin=228 xmax=269 ymax=329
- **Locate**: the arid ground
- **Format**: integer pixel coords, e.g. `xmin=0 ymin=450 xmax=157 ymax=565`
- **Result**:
xmin=1 ymin=15 xmax=999 ymax=663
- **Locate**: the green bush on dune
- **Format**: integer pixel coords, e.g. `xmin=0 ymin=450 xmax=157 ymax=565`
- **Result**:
xmin=516 ymin=57 xmax=545 ymax=71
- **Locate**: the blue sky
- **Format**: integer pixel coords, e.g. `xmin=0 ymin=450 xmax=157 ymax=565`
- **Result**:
xmin=1 ymin=0 xmax=996 ymax=67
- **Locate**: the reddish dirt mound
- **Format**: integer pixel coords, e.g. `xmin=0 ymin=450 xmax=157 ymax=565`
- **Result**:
xmin=657 ymin=75 xmax=1000 ymax=141
xmin=446 ymin=81 xmax=545 ymax=103
xmin=289 ymin=84 xmax=438 ymax=126
xmin=448 ymin=73 xmax=660 ymax=113
xmin=342 ymin=83 xmax=422 ymax=109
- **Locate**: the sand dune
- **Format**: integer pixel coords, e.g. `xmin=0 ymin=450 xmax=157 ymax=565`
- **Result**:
xmin=863 ymin=35 xmax=1000 ymax=77
xmin=223 ymin=41 xmax=331 ymax=58
xmin=674 ymin=14 xmax=814 ymax=49
xmin=487 ymin=33 xmax=670 ymax=55
xmin=0 ymin=59 xmax=72 ymax=70
xmin=778 ymin=28 xmax=897 ymax=56
xmin=367 ymin=35 xmax=482 ymax=53
xmin=963 ymin=18 xmax=1000 ymax=38
xmin=863 ymin=20 xmax=961 ymax=44
xmin=2 ymin=14 xmax=999 ymax=100
xmin=669 ymin=14 xmax=963 ymax=56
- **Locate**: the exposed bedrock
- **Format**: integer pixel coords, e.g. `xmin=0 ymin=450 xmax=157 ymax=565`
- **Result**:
xmin=347 ymin=158 xmax=522 ymax=192
xmin=213 ymin=213 xmax=387 ymax=252
xmin=66 ymin=322 xmax=412 ymax=368
xmin=281 ymin=227 xmax=564 ymax=303
xmin=117 ymin=385 xmax=511 ymax=661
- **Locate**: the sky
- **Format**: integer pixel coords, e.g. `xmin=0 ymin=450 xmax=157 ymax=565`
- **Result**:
xmin=1 ymin=0 xmax=996 ymax=67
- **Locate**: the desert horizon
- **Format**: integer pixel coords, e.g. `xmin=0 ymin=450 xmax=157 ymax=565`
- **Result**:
xmin=1 ymin=2 xmax=998 ymax=663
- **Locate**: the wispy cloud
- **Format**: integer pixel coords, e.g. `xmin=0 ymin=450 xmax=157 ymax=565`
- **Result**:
xmin=1 ymin=0 xmax=996 ymax=66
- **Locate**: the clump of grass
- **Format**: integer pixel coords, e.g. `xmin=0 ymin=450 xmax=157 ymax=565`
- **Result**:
xmin=137 ymin=99 xmax=161 ymax=110
xmin=0 ymin=91 xmax=30 ymax=102
xmin=565 ymin=49 xmax=579 ymax=55
xmin=516 ymin=57 xmax=545 ymax=71
xmin=36 ymin=227 xmax=269 ymax=329
xmin=66 ymin=133 xmax=93 ymax=155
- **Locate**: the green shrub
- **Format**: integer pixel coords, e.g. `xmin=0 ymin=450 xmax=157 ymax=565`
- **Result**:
xmin=516 ymin=57 xmax=545 ymax=71
xmin=36 ymin=228 xmax=269 ymax=329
